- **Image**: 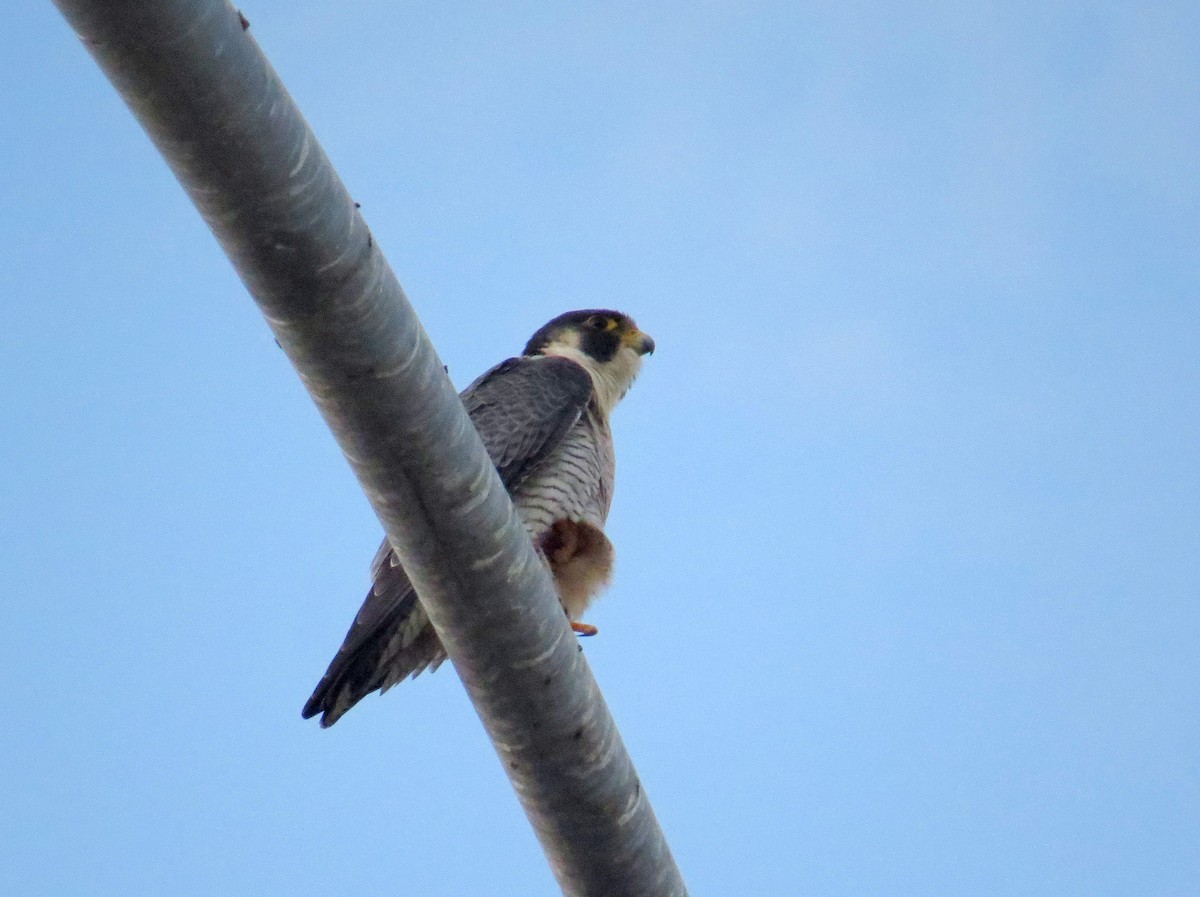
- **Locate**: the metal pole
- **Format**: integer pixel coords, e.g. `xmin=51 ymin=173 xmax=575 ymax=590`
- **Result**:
xmin=50 ymin=2 xmax=687 ymax=895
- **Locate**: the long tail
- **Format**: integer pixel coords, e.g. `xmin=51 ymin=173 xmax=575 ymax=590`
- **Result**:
xmin=302 ymin=562 xmax=446 ymax=727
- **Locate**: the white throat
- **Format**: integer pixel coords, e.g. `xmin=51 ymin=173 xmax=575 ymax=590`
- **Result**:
xmin=542 ymin=344 xmax=642 ymax=417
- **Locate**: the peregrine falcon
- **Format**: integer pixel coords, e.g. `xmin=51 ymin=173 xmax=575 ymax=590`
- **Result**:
xmin=302 ymin=309 xmax=655 ymax=726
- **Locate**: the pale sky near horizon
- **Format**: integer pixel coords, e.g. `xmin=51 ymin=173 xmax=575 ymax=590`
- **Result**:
xmin=3 ymin=2 xmax=1198 ymax=895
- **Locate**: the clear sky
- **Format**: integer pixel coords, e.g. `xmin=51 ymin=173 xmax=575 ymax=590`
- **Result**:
xmin=3 ymin=2 xmax=1197 ymax=894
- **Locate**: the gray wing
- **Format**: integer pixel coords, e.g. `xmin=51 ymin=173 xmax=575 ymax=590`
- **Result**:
xmin=302 ymin=355 xmax=594 ymax=726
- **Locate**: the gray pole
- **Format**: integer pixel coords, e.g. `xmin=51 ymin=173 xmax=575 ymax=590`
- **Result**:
xmin=50 ymin=2 xmax=687 ymax=895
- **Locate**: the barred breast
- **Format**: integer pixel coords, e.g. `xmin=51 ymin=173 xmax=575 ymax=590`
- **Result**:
xmin=513 ymin=407 xmax=615 ymax=539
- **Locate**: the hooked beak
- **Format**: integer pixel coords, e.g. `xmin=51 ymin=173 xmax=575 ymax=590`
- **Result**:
xmin=624 ymin=329 xmax=655 ymax=356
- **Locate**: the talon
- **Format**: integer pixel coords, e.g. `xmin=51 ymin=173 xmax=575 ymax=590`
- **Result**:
xmin=571 ymin=621 xmax=598 ymax=637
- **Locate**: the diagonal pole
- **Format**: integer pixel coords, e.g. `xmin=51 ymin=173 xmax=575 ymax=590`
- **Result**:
xmin=50 ymin=2 xmax=687 ymax=895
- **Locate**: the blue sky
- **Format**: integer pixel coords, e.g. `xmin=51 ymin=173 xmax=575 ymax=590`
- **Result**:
xmin=3 ymin=2 xmax=1197 ymax=894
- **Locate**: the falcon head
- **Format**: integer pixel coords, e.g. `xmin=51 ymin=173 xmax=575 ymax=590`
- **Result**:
xmin=523 ymin=310 xmax=655 ymax=414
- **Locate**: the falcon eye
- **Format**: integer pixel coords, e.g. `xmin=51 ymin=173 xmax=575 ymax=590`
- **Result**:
xmin=586 ymin=315 xmax=609 ymax=330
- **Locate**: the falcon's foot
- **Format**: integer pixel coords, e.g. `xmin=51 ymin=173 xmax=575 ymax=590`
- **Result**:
xmin=571 ymin=620 xmax=599 ymax=637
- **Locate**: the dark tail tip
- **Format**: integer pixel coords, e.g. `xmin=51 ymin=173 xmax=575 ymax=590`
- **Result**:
xmin=302 ymin=681 xmax=352 ymax=728
xmin=301 ymin=688 xmax=337 ymax=727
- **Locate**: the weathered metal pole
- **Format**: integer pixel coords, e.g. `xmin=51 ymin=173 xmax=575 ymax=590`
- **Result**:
xmin=50 ymin=2 xmax=686 ymax=895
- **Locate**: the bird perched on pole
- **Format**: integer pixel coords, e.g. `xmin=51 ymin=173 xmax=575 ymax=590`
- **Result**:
xmin=303 ymin=309 xmax=655 ymax=727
